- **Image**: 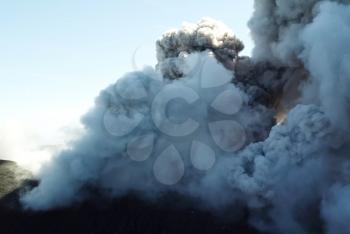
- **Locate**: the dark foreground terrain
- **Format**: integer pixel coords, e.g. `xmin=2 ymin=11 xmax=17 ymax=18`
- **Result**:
xmin=0 ymin=160 xmax=260 ymax=234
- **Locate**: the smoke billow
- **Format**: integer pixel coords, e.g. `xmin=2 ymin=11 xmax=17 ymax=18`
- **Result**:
xmin=21 ymin=1 xmax=350 ymax=234
xmin=156 ymin=18 xmax=244 ymax=79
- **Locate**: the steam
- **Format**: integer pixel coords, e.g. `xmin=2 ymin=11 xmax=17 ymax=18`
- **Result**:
xmin=0 ymin=118 xmax=82 ymax=173
xmin=21 ymin=2 xmax=350 ymax=234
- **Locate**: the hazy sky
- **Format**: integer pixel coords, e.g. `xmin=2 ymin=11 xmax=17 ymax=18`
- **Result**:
xmin=0 ymin=0 xmax=254 ymax=128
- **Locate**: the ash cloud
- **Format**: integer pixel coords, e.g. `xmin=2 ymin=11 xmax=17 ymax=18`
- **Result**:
xmin=21 ymin=2 xmax=350 ymax=234
xmin=156 ymin=18 xmax=244 ymax=79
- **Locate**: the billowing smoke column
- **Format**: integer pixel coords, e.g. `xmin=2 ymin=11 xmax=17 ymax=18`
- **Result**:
xmin=22 ymin=1 xmax=350 ymax=234
xmin=156 ymin=18 xmax=244 ymax=79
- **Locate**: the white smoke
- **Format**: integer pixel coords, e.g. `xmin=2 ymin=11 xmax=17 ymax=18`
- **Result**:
xmin=300 ymin=2 xmax=350 ymax=130
xmin=21 ymin=3 xmax=350 ymax=234
xmin=0 ymin=116 xmax=82 ymax=173
xmin=21 ymin=50 xmax=274 ymax=210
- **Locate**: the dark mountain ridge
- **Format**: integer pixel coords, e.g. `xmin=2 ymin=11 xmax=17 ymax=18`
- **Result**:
xmin=0 ymin=159 xmax=261 ymax=234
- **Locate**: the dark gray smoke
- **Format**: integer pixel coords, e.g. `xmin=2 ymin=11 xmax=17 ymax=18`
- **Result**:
xmin=156 ymin=18 xmax=244 ymax=79
xmin=22 ymin=2 xmax=350 ymax=234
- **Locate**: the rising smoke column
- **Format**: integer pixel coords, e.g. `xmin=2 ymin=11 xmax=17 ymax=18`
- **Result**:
xmin=21 ymin=2 xmax=350 ymax=234
xmin=232 ymin=1 xmax=350 ymax=233
xmin=156 ymin=18 xmax=244 ymax=79
xmin=21 ymin=18 xmax=274 ymax=210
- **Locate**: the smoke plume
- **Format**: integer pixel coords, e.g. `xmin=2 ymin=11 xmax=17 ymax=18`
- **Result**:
xmin=21 ymin=1 xmax=350 ymax=234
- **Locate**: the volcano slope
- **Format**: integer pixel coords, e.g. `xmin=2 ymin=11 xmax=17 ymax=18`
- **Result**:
xmin=0 ymin=160 xmax=262 ymax=234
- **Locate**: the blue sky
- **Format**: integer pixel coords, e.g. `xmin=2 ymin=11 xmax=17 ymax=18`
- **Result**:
xmin=0 ymin=0 xmax=254 ymax=127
